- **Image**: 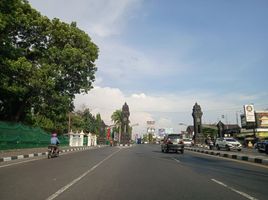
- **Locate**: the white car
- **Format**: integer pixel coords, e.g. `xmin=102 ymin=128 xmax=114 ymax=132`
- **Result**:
xmin=215 ymin=137 xmax=242 ymax=151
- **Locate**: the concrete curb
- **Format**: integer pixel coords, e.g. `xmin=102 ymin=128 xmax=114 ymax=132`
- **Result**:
xmin=0 ymin=146 xmax=101 ymax=163
xmin=185 ymin=147 xmax=268 ymax=166
xmin=119 ymin=144 xmax=133 ymax=147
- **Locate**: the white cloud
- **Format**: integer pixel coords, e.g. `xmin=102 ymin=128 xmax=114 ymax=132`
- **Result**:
xmin=74 ymin=86 xmax=265 ymax=136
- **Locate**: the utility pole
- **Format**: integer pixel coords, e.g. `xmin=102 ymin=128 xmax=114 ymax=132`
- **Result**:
xmin=68 ymin=112 xmax=71 ymax=133
xmin=119 ymin=123 xmax=121 ymax=144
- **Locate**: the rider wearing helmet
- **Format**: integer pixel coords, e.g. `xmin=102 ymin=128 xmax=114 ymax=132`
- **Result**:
xmin=50 ymin=132 xmax=60 ymax=153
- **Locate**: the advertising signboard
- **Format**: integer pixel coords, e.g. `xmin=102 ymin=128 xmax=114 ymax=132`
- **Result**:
xmin=255 ymin=111 xmax=268 ymax=128
xmin=240 ymin=114 xmax=255 ymax=129
xmin=240 ymin=114 xmax=247 ymax=128
xmin=244 ymin=104 xmax=255 ymax=122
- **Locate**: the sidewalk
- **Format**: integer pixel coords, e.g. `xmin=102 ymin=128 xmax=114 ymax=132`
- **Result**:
xmin=0 ymin=146 xmax=100 ymax=162
xmin=185 ymin=146 xmax=268 ymax=166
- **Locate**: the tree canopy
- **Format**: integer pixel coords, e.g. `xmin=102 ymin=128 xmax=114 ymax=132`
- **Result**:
xmin=0 ymin=0 xmax=99 ymax=132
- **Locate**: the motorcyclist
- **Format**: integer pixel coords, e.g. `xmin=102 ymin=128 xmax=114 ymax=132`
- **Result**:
xmin=50 ymin=132 xmax=60 ymax=154
xmin=205 ymin=136 xmax=214 ymax=150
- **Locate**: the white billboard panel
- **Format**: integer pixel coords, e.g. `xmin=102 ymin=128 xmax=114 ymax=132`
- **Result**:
xmin=244 ymin=104 xmax=255 ymax=122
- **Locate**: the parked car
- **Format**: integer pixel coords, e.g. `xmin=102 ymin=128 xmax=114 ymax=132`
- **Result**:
xmin=183 ymin=138 xmax=193 ymax=147
xmin=255 ymin=140 xmax=268 ymax=154
xmin=215 ymin=137 xmax=242 ymax=151
xmin=161 ymin=134 xmax=184 ymax=154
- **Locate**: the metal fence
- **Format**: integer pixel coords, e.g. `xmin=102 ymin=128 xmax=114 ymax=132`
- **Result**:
xmin=0 ymin=121 xmax=69 ymax=150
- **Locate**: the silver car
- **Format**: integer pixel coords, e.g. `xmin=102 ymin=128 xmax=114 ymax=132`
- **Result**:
xmin=161 ymin=134 xmax=184 ymax=154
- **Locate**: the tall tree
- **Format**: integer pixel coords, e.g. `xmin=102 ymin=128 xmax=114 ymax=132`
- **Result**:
xmin=111 ymin=109 xmax=122 ymax=133
xmin=0 ymin=0 xmax=98 ymax=132
xmin=111 ymin=110 xmax=122 ymax=126
xmin=82 ymin=108 xmax=97 ymax=133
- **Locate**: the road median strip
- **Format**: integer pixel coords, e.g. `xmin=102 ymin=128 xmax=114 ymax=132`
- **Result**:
xmin=185 ymin=147 xmax=268 ymax=166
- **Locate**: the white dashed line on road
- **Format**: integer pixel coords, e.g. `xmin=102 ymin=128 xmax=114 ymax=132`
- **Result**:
xmin=211 ymin=179 xmax=258 ymax=200
xmin=172 ymin=157 xmax=181 ymax=163
xmin=46 ymin=149 xmax=121 ymax=200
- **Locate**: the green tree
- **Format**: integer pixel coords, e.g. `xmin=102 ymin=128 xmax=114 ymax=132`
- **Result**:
xmin=82 ymin=108 xmax=97 ymax=133
xmin=142 ymin=134 xmax=148 ymax=143
xmin=202 ymin=127 xmax=218 ymax=139
xmin=111 ymin=109 xmax=122 ymax=133
xmin=69 ymin=108 xmax=100 ymax=135
xmin=0 ymin=0 xmax=98 ymax=132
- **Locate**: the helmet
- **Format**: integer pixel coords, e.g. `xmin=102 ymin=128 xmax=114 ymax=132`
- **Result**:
xmin=52 ymin=133 xmax=57 ymax=137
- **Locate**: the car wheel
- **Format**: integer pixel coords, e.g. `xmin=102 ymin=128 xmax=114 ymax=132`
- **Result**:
xmin=180 ymin=149 xmax=184 ymax=154
xmin=237 ymin=149 xmax=241 ymax=151
xmin=225 ymin=145 xmax=230 ymax=151
xmin=165 ymin=148 xmax=169 ymax=153
xmin=161 ymin=148 xmax=164 ymax=152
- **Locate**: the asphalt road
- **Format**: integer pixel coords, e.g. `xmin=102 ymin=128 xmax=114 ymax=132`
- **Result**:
xmin=0 ymin=144 xmax=267 ymax=200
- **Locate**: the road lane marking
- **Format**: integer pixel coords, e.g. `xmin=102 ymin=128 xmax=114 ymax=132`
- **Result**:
xmin=46 ymin=149 xmax=121 ymax=200
xmin=211 ymin=179 xmax=258 ymax=200
xmin=172 ymin=157 xmax=181 ymax=163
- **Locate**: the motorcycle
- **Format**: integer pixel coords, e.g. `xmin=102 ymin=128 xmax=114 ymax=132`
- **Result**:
xmin=208 ymin=141 xmax=214 ymax=150
xmin=48 ymin=145 xmax=59 ymax=159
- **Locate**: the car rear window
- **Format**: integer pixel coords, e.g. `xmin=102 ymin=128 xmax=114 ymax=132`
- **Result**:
xmin=168 ymin=135 xmax=182 ymax=140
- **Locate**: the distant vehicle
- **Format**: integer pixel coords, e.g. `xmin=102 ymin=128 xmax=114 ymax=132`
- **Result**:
xmin=255 ymin=140 xmax=268 ymax=154
xmin=183 ymin=138 xmax=193 ymax=147
xmin=215 ymin=137 xmax=242 ymax=151
xmin=161 ymin=134 xmax=184 ymax=154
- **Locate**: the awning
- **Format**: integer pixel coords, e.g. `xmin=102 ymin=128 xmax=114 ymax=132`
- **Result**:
xmin=256 ymin=132 xmax=268 ymax=138
xmin=236 ymin=132 xmax=254 ymax=138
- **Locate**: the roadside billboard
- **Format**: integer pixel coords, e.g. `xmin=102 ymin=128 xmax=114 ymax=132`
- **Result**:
xmin=240 ymin=114 xmax=255 ymax=129
xmin=244 ymin=104 xmax=255 ymax=122
xmin=255 ymin=111 xmax=268 ymax=128
xmin=240 ymin=114 xmax=247 ymax=128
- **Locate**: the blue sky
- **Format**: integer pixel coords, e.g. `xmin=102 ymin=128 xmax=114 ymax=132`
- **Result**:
xmin=29 ymin=0 xmax=268 ymax=135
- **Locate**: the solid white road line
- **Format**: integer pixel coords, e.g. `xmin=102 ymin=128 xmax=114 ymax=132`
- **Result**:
xmin=211 ymin=179 xmax=258 ymax=200
xmin=46 ymin=149 xmax=121 ymax=200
